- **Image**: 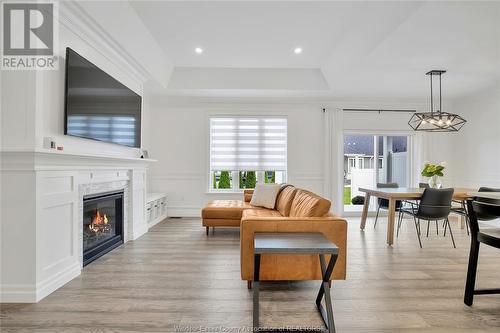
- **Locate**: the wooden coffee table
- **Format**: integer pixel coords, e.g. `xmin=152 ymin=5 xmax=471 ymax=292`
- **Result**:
xmin=253 ymin=232 xmax=339 ymax=333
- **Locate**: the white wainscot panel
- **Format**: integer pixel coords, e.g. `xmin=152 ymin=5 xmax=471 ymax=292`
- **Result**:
xmin=91 ymin=170 xmax=130 ymax=183
xmin=39 ymin=203 xmax=75 ymax=272
xmin=37 ymin=172 xmax=79 ymax=284
xmin=39 ymin=174 xmax=74 ymax=194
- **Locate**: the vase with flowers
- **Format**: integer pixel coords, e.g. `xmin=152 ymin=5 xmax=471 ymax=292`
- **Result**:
xmin=421 ymin=162 xmax=445 ymax=189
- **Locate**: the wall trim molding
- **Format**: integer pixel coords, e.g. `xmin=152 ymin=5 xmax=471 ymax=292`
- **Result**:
xmin=132 ymin=223 xmax=149 ymax=240
xmin=168 ymin=206 xmax=201 ymax=218
xmin=36 ymin=262 xmax=81 ymax=302
xmin=0 ymin=150 xmax=155 ymax=171
xmin=0 ymin=263 xmax=81 ymax=303
xmin=0 ymin=284 xmax=37 ymax=303
xmin=151 ymin=173 xmax=205 ymax=181
xmin=59 ymin=1 xmax=150 ymax=85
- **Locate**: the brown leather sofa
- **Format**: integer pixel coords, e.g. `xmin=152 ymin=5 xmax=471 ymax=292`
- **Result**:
xmin=202 ymin=185 xmax=347 ymax=287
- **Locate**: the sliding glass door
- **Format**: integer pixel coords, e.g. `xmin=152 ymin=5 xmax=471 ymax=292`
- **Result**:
xmin=343 ymin=133 xmax=411 ymax=212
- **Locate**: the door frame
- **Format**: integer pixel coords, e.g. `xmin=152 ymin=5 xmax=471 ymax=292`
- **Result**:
xmin=341 ymin=130 xmax=416 ymax=216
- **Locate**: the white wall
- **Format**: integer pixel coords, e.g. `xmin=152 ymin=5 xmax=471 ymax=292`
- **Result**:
xmin=395 ymin=83 xmax=500 ymax=189
xmin=420 ymin=131 xmax=456 ymax=186
xmin=144 ymin=97 xmax=326 ymax=216
xmin=1 ymin=71 xmax=37 ymax=150
xmin=449 ymin=84 xmax=500 ymax=187
xmin=1 ymin=2 xmax=172 ymax=158
xmin=144 ymin=98 xmax=448 ymax=216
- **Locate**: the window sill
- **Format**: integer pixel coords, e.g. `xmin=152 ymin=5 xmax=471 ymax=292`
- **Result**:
xmin=206 ymin=190 xmax=245 ymax=194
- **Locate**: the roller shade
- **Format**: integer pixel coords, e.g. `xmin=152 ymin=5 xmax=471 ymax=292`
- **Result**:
xmin=210 ymin=117 xmax=287 ymax=171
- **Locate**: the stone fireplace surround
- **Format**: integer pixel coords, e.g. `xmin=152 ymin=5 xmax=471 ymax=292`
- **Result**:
xmin=0 ymin=149 xmax=154 ymax=302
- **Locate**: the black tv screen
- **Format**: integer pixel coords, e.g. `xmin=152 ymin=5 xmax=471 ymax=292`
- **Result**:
xmin=64 ymin=48 xmax=142 ymax=148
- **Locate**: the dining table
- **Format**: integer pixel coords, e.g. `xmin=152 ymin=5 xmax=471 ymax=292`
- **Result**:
xmin=466 ymin=192 xmax=500 ymax=201
xmin=358 ymin=187 xmax=475 ymax=246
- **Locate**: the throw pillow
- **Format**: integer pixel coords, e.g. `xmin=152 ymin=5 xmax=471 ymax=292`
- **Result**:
xmin=250 ymin=183 xmax=281 ymax=209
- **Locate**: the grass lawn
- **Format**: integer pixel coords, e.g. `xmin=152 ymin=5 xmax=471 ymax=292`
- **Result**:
xmin=343 ymin=186 xmax=351 ymax=205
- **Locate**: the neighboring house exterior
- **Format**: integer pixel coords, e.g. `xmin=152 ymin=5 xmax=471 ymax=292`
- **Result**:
xmin=343 ymin=135 xmax=407 ymax=185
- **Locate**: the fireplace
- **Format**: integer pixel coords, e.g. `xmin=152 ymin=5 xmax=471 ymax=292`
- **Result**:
xmin=83 ymin=190 xmax=124 ymax=266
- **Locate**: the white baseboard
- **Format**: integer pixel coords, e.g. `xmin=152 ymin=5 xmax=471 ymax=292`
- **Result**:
xmin=1 ymin=262 xmax=81 ymax=303
xmin=0 ymin=284 xmax=37 ymax=303
xmin=132 ymin=223 xmax=149 ymax=240
xmin=343 ymin=211 xmax=389 ymax=218
xmin=36 ymin=262 xmax=81 ymax=302
xmin=148 ymin=213 xmax=168 ymax=228
xmin=167 ymin=206 xmax=201 ymax=218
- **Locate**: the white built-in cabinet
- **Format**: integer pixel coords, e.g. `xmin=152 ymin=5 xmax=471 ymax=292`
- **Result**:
xmin=146 ymin=193 xmax=168 ymax=227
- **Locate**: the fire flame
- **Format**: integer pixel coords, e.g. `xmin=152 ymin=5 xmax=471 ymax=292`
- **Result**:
xmin=91 ymin=210 xmax=108 ymax=225
xmin=89 ymin=210 xmax=110 ymax=233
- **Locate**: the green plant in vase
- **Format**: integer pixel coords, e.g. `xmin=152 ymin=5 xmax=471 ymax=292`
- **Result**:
xmin=421 ymin=162 xmax=445 ymax=188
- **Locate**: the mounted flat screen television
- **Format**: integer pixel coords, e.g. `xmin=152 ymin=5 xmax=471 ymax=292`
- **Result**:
xmin=64 ymin=47 xmax=142 ymax=148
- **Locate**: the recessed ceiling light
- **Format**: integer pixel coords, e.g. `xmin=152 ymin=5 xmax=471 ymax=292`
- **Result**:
xmin=294 ymin=47 xmax=302 ymax=54
xmin=195 ymin=47 xmax=203 ymax=54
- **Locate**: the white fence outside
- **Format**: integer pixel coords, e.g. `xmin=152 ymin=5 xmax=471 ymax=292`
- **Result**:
xmin=350 ymin=168 xmax=374 ymax=198
xmin=349 ymin=168 xmax=377 ymax=209
xmin=391 ymin=152 xmax=407 ymax=187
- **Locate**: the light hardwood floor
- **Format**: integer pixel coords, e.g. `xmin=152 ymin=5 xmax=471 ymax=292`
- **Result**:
xmin=1 ymin=216 xmax=500 ymax=332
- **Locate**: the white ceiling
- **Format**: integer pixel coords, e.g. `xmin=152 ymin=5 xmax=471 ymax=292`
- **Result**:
xmin=129 ymin=1 xmax=500 ymax=99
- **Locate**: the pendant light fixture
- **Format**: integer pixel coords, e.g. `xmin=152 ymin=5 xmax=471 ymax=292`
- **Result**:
xmin=409 ymin=70 xmax=466 ymax=132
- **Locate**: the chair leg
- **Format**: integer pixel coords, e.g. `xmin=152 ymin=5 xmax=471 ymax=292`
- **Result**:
xmin=465 ymin=215 xmax=471 ymax=236
xmin=247 ymin=280 xmax=252 ymax=289
xmin=461 ymin=201 xmax=470 ymax=236
xmin=445 ymin=218 xmax=456 ymax=248
xmin=206 ymin=226 xmax=209 ymax=236
xmin=436 ymin=220 xmax=439 ymax=235
xmin=413 ymin=215 xmax=422 ymax=248
xmin=374 ymin=205 xmax=381 ymax=228
xmin=464 ymin=239 xmax=480 ymax=306
xmin=426 ymin=220 xmax=430 ymax=237
xmin=397 ymin=210 xmax=403 ymax=238
xmin=444 ymin=220 xmax=447 ymax=237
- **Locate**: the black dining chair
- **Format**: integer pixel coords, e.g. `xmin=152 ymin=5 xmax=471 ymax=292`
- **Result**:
xmin=397 ymin=182 xmax=433 ymax=237
xmin=399 ymin=188 xmax=455 ymax=248
xmin=464 ymin=198 xmax=500 ymax=306
xmin=477 ymin=187 xmax=500 ymax=197
xmin=374 ymin=182 xmax=402 ymax=228
xmin=450 ymin=187 xmax=500 ymax=236
xmin=398 ymin=183 xmax=443 ymax=238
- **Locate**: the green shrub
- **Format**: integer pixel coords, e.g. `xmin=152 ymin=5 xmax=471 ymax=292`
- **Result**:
xmin=239 ymin=171 xmax=245 ymax=189
xmin=218 ymin=171 xmax=231 ymax=189
xmin=264 ymin=171 xmax=276 ymax=183
xmin=245 ymin=171 xmax=256 ymax=188
xmin=351 ymin=195 xmax=365 ymax=205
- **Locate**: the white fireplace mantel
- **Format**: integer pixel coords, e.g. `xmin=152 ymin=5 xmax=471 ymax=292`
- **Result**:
xmin=0 ymin=149 xmax=155 ymax=303
xmin=1 ymin=148 xmax=157 ymax=170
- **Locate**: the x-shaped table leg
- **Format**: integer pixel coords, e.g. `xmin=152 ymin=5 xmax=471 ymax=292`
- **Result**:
xmin=253 ymin=253 xmax=338 ymax=333
xmin=315 ymin=254 xmax=338 ymax=333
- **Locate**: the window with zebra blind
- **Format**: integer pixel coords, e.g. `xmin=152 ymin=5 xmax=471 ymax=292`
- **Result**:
xmin=209 ymin=117 xmax=287 ymax=191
